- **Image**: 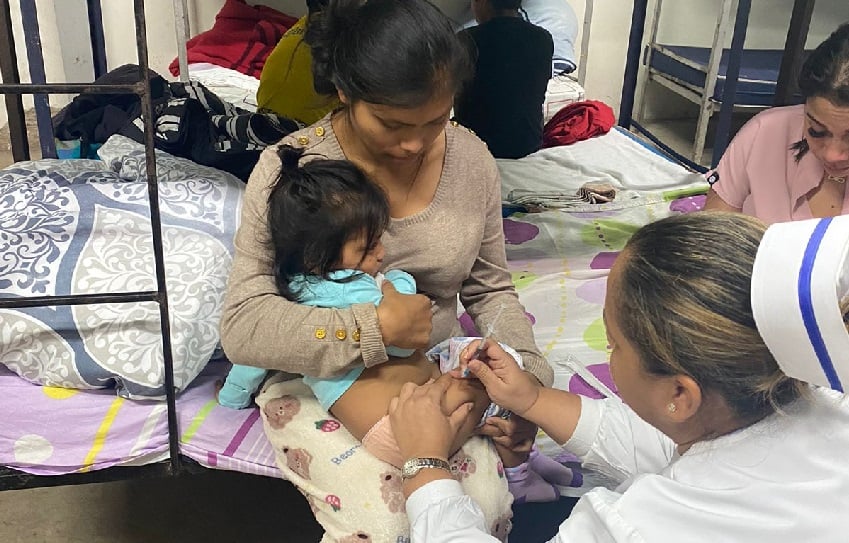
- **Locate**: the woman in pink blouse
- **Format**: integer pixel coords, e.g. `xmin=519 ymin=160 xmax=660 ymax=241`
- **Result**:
xmin=704 ymin=23 xmax=849 ymax=224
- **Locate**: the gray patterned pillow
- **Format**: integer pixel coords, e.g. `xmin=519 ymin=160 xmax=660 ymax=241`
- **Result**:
xmin=0 ymin=135 xmax=243 ymax=399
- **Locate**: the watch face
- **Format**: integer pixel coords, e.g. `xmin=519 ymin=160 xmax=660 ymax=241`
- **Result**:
xmin=402 ymin=459 xmax=422 ymax=479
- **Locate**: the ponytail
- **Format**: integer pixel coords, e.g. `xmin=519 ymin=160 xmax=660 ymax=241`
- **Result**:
xmin=755 ymin=369 xmax=810 ymax=415
xmin=304 ymin=0 xmax=361 ymax=96
xmin=268 ymin=145 xmax=315 ymax=301
xmin=271 ymin=145 xmax=322 ymax=214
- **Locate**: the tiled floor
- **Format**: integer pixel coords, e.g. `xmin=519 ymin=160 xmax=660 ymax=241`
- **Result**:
xmin=0 ymin=107 xmax=45 ymax=168
xmin=635 ymin=111 xmax=756 ymax=169
xmin=0 ymin=470 xmax=323 ymax=542
xmin=0 ymin=150 xmax=13 ymax=169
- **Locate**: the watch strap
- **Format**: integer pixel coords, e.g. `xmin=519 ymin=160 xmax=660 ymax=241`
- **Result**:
xmin=401 ymin=457 xmax=451 ymax=480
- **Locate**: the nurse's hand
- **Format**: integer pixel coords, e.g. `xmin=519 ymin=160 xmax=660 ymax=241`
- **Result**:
xmin=460 ymin=338 xmax=541 ymax=415
xmin=389 ymin=377 xmax=475 ymax=462
xmin=389 ymin=377 xmax=475 ymax=497
xmin=376 ymin=282 xmax=432 ymax=349
xmin=476 ymin=413 xmax=537 ymax=455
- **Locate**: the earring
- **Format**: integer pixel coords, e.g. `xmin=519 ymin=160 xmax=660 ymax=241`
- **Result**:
xmin=667 ymin=403 xmax=677 ymax=413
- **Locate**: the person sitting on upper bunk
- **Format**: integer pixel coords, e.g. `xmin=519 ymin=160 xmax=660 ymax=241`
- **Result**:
xmin=703 ymin=23 xmax=849 ymax=224
xmin=256 ymin=0 xmax=340 ymax=125
xmin=453 ymin=0 xmax=554 ymax=159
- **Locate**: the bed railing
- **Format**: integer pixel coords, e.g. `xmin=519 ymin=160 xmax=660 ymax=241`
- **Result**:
xmin=617 ymin=0 xmax=814 ymax=171
xmin=0 ymin=0 xmax=190 ymax=490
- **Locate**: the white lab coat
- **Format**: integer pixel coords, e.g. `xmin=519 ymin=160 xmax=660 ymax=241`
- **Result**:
xmin=407 ymin=389 xmax=849 ymax=542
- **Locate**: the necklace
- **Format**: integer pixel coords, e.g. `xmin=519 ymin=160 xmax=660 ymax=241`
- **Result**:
xmin=404 ymin=152 xmax=427 ymax=202
xmin=335 ymin=114 xmax=428 ymax=201
xmin=826 ymin=174 xmax=847 ymax=184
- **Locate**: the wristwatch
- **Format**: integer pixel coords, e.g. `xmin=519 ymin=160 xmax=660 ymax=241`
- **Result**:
xmin=401 ymin=457 xmax=452 ymax=480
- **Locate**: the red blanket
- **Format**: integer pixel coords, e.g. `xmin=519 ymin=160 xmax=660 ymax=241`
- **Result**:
xmin=169 ymin=0 xmax=297 ymax=79
xmin=542 ymin=100 xmax=616 ymax=148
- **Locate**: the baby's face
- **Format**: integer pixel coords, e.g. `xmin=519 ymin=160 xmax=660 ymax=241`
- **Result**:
xmin=338 ymin=232 xmax=385 ymax=276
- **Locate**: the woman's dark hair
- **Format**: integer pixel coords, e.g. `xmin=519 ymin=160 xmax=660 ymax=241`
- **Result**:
xmin=616 ymin=213 xmax=807 ymax=423
xmin=306 ymin=0 xmax=328 ymax=13
xmin=490 ymin=0 xmax=523 ymax=11
xmin=792 ymin=23 xmax=849 ymax=160
xmin=304 ymin=0 xmax=473 ymax=107
xmin=267 ymin=145 xmax=389 ymax=301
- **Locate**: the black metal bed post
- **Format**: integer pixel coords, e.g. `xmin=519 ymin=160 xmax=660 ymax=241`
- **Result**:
xmin=0 ymin=0 xmax=185 ymax=487
xmin=617 ymin=0 xmax=708 ymax=174
xmin=0 ymin=0 xmax=29 ymax=162
xmin=774 ymin=0 xmax=816 ymax=106
xmin=710 ymin=0 xmax=751 ymax=169
xmin=618 ymin=0 xmax=648 ymax=130
xmin=616 ymin=0 xmax=710 ymax=171
xmin=132 ymin=0 xmax=183 ymax=477
xmin=18 ymin=0 xmax=56 ymax=159
xmin=86 ymin=0 xmax=108 ymax=79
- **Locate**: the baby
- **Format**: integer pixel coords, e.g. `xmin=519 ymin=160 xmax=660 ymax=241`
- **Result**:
xmin=219 ymin=145 xmax=576 ymax=501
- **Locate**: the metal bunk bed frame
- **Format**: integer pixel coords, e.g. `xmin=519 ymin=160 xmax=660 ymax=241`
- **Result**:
xmin=0 ymin=0 xmax=204 ymax=491
xmin=0 ymin=0 xmax=602 ymax=494
xmin=618 ymin=0 xmax=816 ymax=172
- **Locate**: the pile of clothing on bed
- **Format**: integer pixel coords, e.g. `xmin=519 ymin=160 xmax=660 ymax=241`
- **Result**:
xmin=52 ymin=64 xmax=301 ymax=181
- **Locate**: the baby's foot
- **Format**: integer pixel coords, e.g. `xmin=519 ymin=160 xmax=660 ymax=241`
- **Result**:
xmin=216 ymin=380 xmax=253 ymax=409
xmin=529 ymin=446 xmax=581 ymax=487
xmin=504 ymin=462 xmax=559 ymax=504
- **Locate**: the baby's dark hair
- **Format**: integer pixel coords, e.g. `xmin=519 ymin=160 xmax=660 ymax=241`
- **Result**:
xmin=267 ymin=145 xmax=389 ymax=301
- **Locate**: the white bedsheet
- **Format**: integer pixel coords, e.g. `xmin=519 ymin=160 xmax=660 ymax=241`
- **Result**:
xmin=497 ymin=128 xmax=706 ymax=204
xmin=187 ymin=63 xmax=259 ymax=112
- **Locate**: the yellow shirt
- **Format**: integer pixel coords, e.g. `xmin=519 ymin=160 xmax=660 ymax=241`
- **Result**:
xmin=256 ymin=16 xmax=340 ymax=125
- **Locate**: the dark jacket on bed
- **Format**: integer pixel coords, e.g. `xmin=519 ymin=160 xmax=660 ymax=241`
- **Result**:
xmin=454 ymin=16 xmax=553 ymax=159
xmin=52 ymin=64 xmax=299 ymax=181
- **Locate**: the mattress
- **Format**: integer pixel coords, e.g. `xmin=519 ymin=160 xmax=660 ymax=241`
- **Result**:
xmin=649 ymin=45 xmax=809 ymax=106
xmin=187 ymin=63 xmax=260 ymax=112
xmin=499 ymin=126 xmax=706 ymax=208
xmin=543 ymin=75 xmax=585 ymax=124
xmin=0 ymin=358 xmax=277 ymax=477
xmin=0 ymin=363 xmax=169 ymax=474
xmin=0 ymin=127 xmax=706 ymax=495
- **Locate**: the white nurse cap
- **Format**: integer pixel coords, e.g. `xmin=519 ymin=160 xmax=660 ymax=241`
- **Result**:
xmin=751 ymin=216 xmax=849 ymax=392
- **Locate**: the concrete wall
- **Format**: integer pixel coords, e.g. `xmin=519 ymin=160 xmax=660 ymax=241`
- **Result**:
xmin=238 ymin=0 xmax=845 ymax=112
xmin=1 ymin=0 xmax=848 ymax=129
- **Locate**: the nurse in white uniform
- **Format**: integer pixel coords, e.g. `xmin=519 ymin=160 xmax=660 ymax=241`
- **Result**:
xmin=389 ymin=212 xmax=849 ymax=543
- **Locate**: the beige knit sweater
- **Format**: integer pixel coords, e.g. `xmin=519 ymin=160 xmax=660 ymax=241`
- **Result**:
xmin=220 ymin=115 xmax=553 ymax=386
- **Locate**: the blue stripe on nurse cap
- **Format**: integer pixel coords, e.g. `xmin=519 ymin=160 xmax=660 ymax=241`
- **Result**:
xmin=751 ymin=216 xmax=849 ymax=392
